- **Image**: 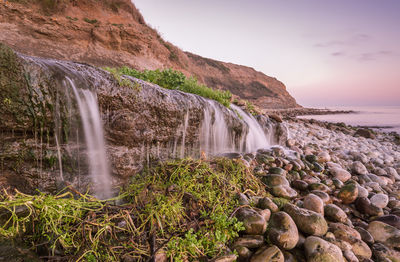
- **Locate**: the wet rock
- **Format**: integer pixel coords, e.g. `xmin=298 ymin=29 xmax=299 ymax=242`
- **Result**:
xmin=257 ymin=209 xmax=271 ymax=222
xmin=317 ymin=151 xmax=331 ymax=163
xmin=304 ymin=236 xmax=345 ymax=262
xmin=271 ymin=185 xmax=298 ymax=199
xmin=324 ymin=204 xmax=347 ymax=223
xmin=268 ymin=211 xmax=299 ymax=250
xmin=388 ymin=199 xmax=400 ymax=209
xmin=355 ymin=227 xmax=374 ymax=245
xmin=310 ymin=190 xmax=331 ymax=204
xmin=386 ymin=167 xmax=400 ymax=181
xmin=367 ymin=174 xmax=387 ymax=187
xmin=354 ymin=128 xmax=375 ymax=139
xmin=250 ymin=245 xmax=284 ymax=262
xmin=374 ymin=215 xmax=400 ymax=230
xmin=330 ymin=167 xmax=351 ymax=183
xmin=234 ymin=246 xmax=252 ymax=261
xmin=355 ymin=197 xmax=384 ymax=216
xmin=282 ymin=251 xmax=298 ymax=262
xmin=291 ymin=180 xmax=308 ymax=191
xmin=262 ymin=174 xmax=289 ymax=187
xmin=371 ymin=243 xmax=400 ymax=262
xmin=332 ymin=178 xmax=344 ymax=189
xmin=357 ymin=185 xmax=369 ymax=198
xmin=257 ymin=197 xmax=279 ymax=213
xmin=308 ymin=183 xmax=330 ymax=193
xmin=269 ymin=167 xmax=286 ymax=176
xmin=236 ymin=208 xmax=267 ymax=235
xmin=313 ymin=162 xmax=324 ymax=172
xmin=305 ymin=155 xmax=318 ymax=163
xmin=233 ymin=235 xmax=265 ymax=249
xmin=283 ymin=203 xmax=328 ymax=236
xmin=352 ymin=161 xmax=368 ymax=175
xmin=338 ymin=182 xmax=358 ymax=204
xmin=350 ymin=239 xmax=372 ymax=259
xmin=303 ymin=193 xmax=324 ymax=215
xmin=343 ymin=250 xmax=359 ymax=262
xmin=213 ymin=254 xmax=238 ymax=262
xmin=370 ymin=193 xmax=389 ymax=209
xmin=236 ymin=193 xmax=250 ymax=206
xmin=330 ymin=222 xmax=362 ymax=242
xmin=368 ymin=221 xmax=400 ymax=249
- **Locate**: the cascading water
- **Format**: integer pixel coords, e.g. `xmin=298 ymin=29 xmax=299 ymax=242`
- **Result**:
xmin=200 ymin=100 xmax=235 ymax=155
xmin=67 ymin=77 xmax=112 ymax=199
xmin=231 ymin=104 xmax=271 ymax=152
xmin=198 ymin=100 xmax=274 ymax=155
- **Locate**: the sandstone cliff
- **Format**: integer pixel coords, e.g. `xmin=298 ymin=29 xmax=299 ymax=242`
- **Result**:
xmin=0 ymin=0 xmax=299 ymax=109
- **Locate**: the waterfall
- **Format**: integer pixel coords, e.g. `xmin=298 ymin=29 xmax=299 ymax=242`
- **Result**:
xmin=54 ymin=134 xmax=64 ymax=182
xmin=200 ymin=100 xmax=235 ymax=155
xmin=231 ymin=104 xmax=271 ymax=152
xmin=180 ymin=110 xmax=190 ymax=158
xmin=67 ymin=77 xmax=111 ymax=199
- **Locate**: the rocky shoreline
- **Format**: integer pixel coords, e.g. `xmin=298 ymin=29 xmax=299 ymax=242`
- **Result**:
xmin=264 ymin=107 xmax=355 ymax=119
xmin=214 ymin=118 xmax=400 ymax=262
xmin=1 ymin=113 xmax=400 ymax=261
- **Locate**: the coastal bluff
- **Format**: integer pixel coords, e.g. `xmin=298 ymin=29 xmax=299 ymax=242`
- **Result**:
xmin=0 ymin=0 xmax=299 ymax=109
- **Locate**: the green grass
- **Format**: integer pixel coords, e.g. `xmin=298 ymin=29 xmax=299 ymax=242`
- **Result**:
xmin=105 ymin=67 xmax=232 ymax=107
xmin=0 ymin=158 xmax=266 ymax=261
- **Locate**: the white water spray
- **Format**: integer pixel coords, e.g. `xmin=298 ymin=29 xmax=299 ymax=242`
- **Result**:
xmin=54 ymin=134 xmax=64 ymax=181
xmin=200 ymin=100 xmax=235 ymax=155
xmin=180 ymin=110 xmax=190 ymax=158
xmin=231 ymin=105 xmax=271 ymax=153
xmin=67 ymin=77 xmax=111 ymax=199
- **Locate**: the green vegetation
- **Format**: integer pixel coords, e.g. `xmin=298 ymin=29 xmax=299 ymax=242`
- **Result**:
xmin=0 ymin=158 xmax=266 ymax=261
xmin=83 ymin=18 xmax=98 ymax=24
xmin=272 ymin=197 xmax=290 ymax=209
xmin=107 ymin=67 xmax=232 ymax=107
xmin=103 ymin=67 xmax=141 ymax=91
xmin=66 ymin=16 xmax=78 ymax=21
xmin=245 ymin=100 xmax=258 ymax=116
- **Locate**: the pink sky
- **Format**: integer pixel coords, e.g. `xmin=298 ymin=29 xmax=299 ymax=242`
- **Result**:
xmin=133 ymin=0 xmax=400 ymax=106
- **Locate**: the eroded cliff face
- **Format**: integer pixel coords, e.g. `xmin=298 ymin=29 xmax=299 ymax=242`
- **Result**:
xmin=0 ymin=0 xmax=299 ymax=109
xmin=0 ymin=44 xmax=287 ymax=194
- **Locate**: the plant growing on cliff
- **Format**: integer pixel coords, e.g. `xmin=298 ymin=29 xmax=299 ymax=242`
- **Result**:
xmin=108 ymin=67 xmax=232 ymax=107
xmin=245 ymin=100 xmax=258 ymax=116
xmin=103 ymin=67 xmax=141 ymax=91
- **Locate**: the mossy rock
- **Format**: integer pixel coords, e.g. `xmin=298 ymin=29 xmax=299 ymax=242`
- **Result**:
xmin=0 ymin=43 xmax=32 ymax=130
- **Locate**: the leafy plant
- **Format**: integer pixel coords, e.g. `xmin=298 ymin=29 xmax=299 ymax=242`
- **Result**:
xmin=0 ymin=158 xmax=266 ymax=261
xmin=108 ymin=67 xmax=232 ymax=107
xmin=245 ymin=100 xmax=257 ymax=116
xmin=83 ymin=18 xmax=98 ymax=24
xmin=103 ymin=67 xmax=141 ymax=91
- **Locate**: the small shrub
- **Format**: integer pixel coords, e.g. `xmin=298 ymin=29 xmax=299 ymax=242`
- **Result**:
xmin=66 ymin=16 xmax=78 ymax=21
xmin=245 ymin=100 xmax=257 ymax=116
xmin=103 ymin=67 xmax=141 ymax=91
xmin=83 ymin=18 xmax=98 ymax=24
xmin=108 ymin=67 xmax=232 ymax=107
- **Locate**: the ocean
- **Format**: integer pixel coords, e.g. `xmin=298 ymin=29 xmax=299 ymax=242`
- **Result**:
xmin=297 ymin=106 xmax=400 ymax=135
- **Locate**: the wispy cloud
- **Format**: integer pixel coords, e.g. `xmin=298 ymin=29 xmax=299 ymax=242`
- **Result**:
xmin=331 ymin=51 xmax=346 ymax=57
xmin=315 ymin=33 xmax=371 ymax=48
xmin=329 ymin=49 xmax=395 ymax=61
xmin=357 ymin=50 xmax=394 ymax=62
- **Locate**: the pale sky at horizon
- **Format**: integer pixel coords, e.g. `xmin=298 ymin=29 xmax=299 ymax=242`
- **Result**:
xmin=133 ymin=0 xmax=400 ymax=107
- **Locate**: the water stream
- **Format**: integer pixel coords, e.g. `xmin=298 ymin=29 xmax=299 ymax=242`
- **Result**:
xmin=67 ymin=77 xmax=112 ymax=199
xmin=231 ymin=104 xmax=271 ymax=152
